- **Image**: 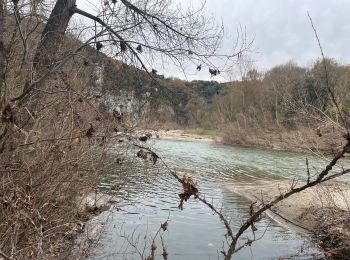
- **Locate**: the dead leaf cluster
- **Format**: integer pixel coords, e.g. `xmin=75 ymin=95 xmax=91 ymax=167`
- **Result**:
xmin=178 ymin=176 xmax=198 ymax=210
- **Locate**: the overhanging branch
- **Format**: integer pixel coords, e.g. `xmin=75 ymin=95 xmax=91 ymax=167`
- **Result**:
xmin=72 ymin=6 xmax=151 ymax=75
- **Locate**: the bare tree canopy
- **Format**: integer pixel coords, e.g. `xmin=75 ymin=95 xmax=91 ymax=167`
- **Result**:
xmin=0 ymin=0 xmax=249 ymax=258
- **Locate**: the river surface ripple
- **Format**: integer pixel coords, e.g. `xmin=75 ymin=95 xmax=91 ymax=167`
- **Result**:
xmin=84 ymin=139 xmax=348 ymax=259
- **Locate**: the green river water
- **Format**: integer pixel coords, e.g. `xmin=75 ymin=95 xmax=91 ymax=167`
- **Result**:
xmin=81 ymin=139 xmax=350 ymax=259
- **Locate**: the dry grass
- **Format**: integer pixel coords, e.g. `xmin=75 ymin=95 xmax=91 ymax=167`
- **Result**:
xmin=0 ymin=86 xmax=123 ymax=258
xmin=0 ymin=19 xmax=130 ymax=257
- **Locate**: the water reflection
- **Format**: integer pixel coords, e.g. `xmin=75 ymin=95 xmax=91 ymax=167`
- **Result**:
xmin=87 ymin=139 xmax=337 ymax=259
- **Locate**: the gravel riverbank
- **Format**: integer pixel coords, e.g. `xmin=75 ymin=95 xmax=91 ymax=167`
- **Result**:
xmin=227 ymin=181 xmax=350 ymax=259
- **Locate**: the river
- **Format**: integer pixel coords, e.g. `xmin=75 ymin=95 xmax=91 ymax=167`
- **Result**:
xmin=80 ymin=139 xmax=349 ymax=259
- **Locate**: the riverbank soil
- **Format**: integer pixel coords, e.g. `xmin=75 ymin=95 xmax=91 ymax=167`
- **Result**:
xmin=313 ymin=207 xmax=350 ymax=259
xmin=53 ymin=190 xmax=118 ymax=259
xmin=227 ymin=181 xmax=350 ymax=259
xmin=139 ymin=129 xmax=221 ymax=142
xmin=140 ymin=125 xmax=346 ymax=154
xmin=221 ymin=125 xmax=346 ymax=154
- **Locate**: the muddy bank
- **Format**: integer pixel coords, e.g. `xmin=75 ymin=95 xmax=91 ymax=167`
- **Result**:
xmin=221 ymin=126 xmax=347 ymax=154
xmin=140 ymin=127 xmax=347 ymax=155
xmin=141 ymin=129 xmax=221 ymax=142
xmin=76 ymin=190 xmax=119 ymax=213
xmin=57 ymin=191 xmax=119 ymax=259
xmin=227 ymin=181 xmax=350 ymax=259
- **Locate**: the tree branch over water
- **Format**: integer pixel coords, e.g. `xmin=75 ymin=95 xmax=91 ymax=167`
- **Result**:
xmin=132 ymin=15 xmax=350 ymax=258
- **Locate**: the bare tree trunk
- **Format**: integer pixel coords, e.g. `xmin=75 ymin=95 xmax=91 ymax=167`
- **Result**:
xmin=32 ymin=0 xmax=76 ymax=77
xmin=0 ymin=0 xmax=7 ymax=153
xmin=18 ymin=0 xmax=76 ymax=109
xmin=0 ymin=0 xmax=77 ymax=152
xmin=0 ymin=0 xmax=5 ymax=102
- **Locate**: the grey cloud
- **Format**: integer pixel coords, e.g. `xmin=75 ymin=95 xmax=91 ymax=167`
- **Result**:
xmin=207 ymin=0 xmax=350 ymax=70
xmin=77 ymin=0 xmax=350 ymax=81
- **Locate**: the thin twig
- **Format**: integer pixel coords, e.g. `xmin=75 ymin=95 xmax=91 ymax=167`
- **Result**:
xmin=307 ymin=12 xmax=348 ymax=131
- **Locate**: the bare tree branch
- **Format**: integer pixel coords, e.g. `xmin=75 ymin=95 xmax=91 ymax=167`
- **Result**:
xmin=224 ymin=136 xmax=350 ymax=259
xmin=307 ymin=12 xmax=349 ymax=131
xmin=0 ymin=0 xmax=5 ymax=101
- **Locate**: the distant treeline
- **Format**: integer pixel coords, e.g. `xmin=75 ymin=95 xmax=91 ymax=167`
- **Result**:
xmin=100 ymin=56 xmax=349 ymax=130
xmin=199 ymin=58 xmax=349 ymax=130
xmin=160 ymin=58 xmax=349 ymax=130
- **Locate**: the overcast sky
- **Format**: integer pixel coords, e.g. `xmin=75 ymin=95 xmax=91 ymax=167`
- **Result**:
xmin=186 ymin=0 xmax=350 ymax=81
xmin=208 ymin=0 xmax=350 ymax=68
xmin=77 ymin=0 xmax=350 ymax=81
